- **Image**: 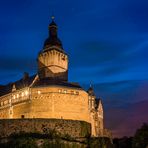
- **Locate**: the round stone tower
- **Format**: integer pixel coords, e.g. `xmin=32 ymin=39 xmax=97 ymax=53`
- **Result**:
xmin=38 ymin=17 xmax=68 ymax=81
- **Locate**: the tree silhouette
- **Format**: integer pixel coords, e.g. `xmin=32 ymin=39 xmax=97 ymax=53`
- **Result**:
xmin=132 ymin=123 xmax=148 ymax=148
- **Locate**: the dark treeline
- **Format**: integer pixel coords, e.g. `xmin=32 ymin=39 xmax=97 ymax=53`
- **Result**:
xmin=113 ymin=123 xmax=148 ymax=148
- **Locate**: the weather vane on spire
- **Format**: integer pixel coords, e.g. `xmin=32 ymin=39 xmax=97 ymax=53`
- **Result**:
xmin=50 ymin=10 xmax=55 ymax=21
xmin=90 ymin=82 xmax=92 ymax=88
xmin=51 ymin=16 xmax=55 ymax=21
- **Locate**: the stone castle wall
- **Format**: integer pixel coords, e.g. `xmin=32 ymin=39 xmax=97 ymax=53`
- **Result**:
xmin=38 ymin=49 xmax=68 ymax=80
xmin=30 ymin=87 xmax=90 ymax=122
xmin=0 ymin=86 xmax=107 ymax=138
xmin=0 ymin=86 xmax=90 ymax=124
xmin=0 ymin=87 xmax=31 ymax=119
xmin=0 ymin=119 xmax=91 ymax=138
xmin=38 ymin=49 xmax=68 ymax=73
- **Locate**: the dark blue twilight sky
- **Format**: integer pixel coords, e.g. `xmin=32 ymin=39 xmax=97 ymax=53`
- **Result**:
xmin=0 ymin=0 xmax=148 ymax=137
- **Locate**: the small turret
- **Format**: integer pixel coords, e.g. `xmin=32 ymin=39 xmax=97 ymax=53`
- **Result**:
xmin=87 ymin=84 xmax=95 ymax=96
xmin=97 ymin=99 xmax=103 ymax=117
xmin=12 ymin=83 xmax=16 ymax=92
xmin=37 ymin=17 xmax=68 ymax=81
xmin=43 ymin=16 xmax=63 ymax=49
xmin=23 ymin=72 xmax=29 ymax=81
xmin=96 ymin=98 xmax=104 ymax=130
xmin=87 ymin=84 xmax=96 ymax=109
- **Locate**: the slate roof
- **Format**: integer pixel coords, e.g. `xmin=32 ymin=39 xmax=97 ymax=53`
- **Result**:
xmin=49 ymin=20 xmax=57 ymax=27
xmin=0 ymin=75 xmax=82 ymax=97
xmin=43 ymin=20 xmax=63 ymax=49
xmin=0 ymin=75 xmax=36 ymax=97
xmin=31 ymin=77 xmax=82 ymax=89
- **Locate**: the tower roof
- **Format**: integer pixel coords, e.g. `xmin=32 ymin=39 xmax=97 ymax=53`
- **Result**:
xmin=43 ymin=17 xmax=63 ymax=50
xmin=49 ymin=19 xmax=57 ymax=27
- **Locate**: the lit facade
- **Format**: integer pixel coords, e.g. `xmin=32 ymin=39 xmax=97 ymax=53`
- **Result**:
xmin=0 ymin=18 xmax=111 ymax=137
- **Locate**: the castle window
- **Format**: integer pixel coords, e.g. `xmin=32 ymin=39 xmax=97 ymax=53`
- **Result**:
xmin=17 ymin=94 xmax=19 ymax=98
xmin=13 ymin=95 xmax=16 ymax=99
xmin=75 ymin=91 xmax=79 ymax=95
xmin=58 ymin=89 xmax=62 ymax=93
xmin=71 ymin=91 xmax=74 ymax=94
xmin=25 ymin=90 xmax=29 ymax=96
xmin=21 ymin=92 xmax=24 ymax=97
xmin=4 ymin=100 xmax=8 ymax=105
xmin=63 ymin=90 xmax=67 ymax=94
xmin=21 ymin=115 xmax=25 ymax=118
xmin=9 ymin=110 xmax=12 ymax=114
xmin=62 ymin=57 xmax=65 ymax=61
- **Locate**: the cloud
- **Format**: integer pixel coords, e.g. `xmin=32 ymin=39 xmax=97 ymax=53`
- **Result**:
xmin=0 ymin=55 xmax=36 ymax=71
xmin=120 ymin=0 xmax=148 ymax=32
xmin=100 ymin=80 xmax=148 ymax=102
xmin=82 ymin=79 xmax=148 ymax=137
xmin=70 ymin=41 xmax=128 ymax=68
xmin=69 ymin=38 xmax=148 ymax=84
xmin=99 ymin=66 xmax=127 ymax=76
xmin=105 ymin=100 xmax=148 ymax=137
xmin=81 ymin=80 xmax=148 ymax=108
xmin=72 ymin=37 xmax=148 ymax=68
xmin=0 ymin=54 xmax=37 ymax=84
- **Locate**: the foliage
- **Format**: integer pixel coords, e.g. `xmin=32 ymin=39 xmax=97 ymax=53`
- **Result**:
xmin=0 ymin=131 xmax=87 ymax=148
xmin=41 ymin=125 xmax=60 ymax=139
xmin=62 ymin=133 xmax=75 ymax=141
xmin=42 ymin=140 xmax=85 ymax=148
xmin=132 ymin=123 xmax=148 ymax=148
xmin=0 ymin=137 xmax=38 ymax=148
xmin=0 ymin=124 xmax=113 ymax=148
xmin=113 ymin=137 xmax=133 ymax=148
xmin=88 ymin=137 xmax=113 ymax=148
xmin=80 ymin=121 xmax=91 ymax=137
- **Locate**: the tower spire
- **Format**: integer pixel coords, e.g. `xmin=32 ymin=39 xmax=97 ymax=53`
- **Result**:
xmin=90 ymin=82 xmax=92 ymax=88
xmin=43 ymin=16 xmax=63 ymax=49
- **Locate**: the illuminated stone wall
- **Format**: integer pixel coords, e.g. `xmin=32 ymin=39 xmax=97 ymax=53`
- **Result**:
xmin=0 ymin=87 xmax=31 ymax=119
xmin=0 ymin=86 xmax=90 ymax=123
xmin=0 ymin=119 xmax=91 ymax=138
xmin=0 ymin=86 xmax=105 ymax=137
xmin=38 ymin=49 xmax=68 ymax=80
xmin=30 ymin=86 xmax=90 ymax=123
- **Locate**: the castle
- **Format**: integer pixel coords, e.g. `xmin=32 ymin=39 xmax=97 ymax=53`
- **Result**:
xmin=0 ymin=18 xmax=111 ymax=137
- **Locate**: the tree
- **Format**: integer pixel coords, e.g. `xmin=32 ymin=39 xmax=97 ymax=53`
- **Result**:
xmin=132 ymin=123 xmax=148 ymax=148
xmin=113 ymin=137 xmax=132 ymax=148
